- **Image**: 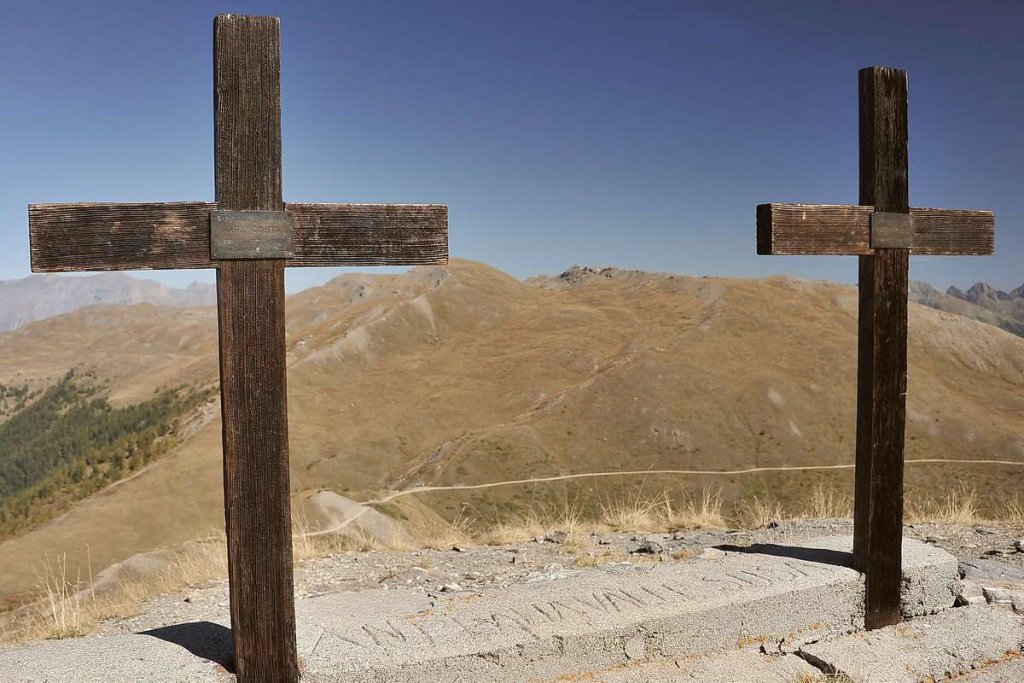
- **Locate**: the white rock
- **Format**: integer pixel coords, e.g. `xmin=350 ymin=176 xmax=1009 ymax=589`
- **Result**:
xmin=957 ymin=581 xmax=986 ymax=606
xmin=983 ymin=586 xmax=1013 ymax=605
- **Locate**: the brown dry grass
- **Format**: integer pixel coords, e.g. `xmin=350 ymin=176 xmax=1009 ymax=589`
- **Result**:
xmin=469 ymin=482 xmax=1023 ymax=546
xmin=601 ymin=488 xmax=725 ymax=532
xmin=735 ymin=483 xmax=853 ymax=528
xmin=792 ymin=673 xmax=855 ymax=683
xmin=10 ymin=537 xmax=227 ymax=643
xmin=480 ymin=499 xmax=590 ymax=547
xmin=8 ymin=508 xmax=415 ymax=644
xmin=33 ymin=553 xmax=91 ymax=639
xmin=729 ymin=483 xmax=1023 ymax=529
xmin=905 ymin=484 xmax=1024 ymax=527
xmin=804 ymin=485 xmax=854 ymax=520
xmin=906 ymin=484 xmax=982 ymax=525
xmin=481 ymin=488 xmax=725 ymax=549
xmin=411 ymin=506 xmax=476 ymax=550
xmin=738 ymin=496 xmax=785 ymax=529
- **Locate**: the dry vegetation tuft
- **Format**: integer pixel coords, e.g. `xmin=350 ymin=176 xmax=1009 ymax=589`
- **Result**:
xmin=905 ymin=484 xmax=1024 ymax=527
xmin=906 ymin=484 xmax=982 ymax=525
xmin=411 ymin=506 xmax=476 ymax=550
xmin=738 ymin=496 xmax=785 ymax=529
xmin=11 ymin=537 xmax=226 ymax=643
xmin=601 ymin=489 xmax=725 ymax=532
xmin=480 ymin=499 xmax=590 ymax=546
xmin=805 ymin=485 xmax=854 ymax=520
xmin=33 ymin=553 xmax=91 ymax=639
xmin=480 ymin=487 xmax=726 ymax=548
xmin=791 ymin=672 xmax=856 ymax=683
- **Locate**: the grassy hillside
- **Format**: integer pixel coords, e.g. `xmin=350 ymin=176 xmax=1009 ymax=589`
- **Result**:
xmin=0 ymin=260 xmax=1021 ymax=604
xmin=0 ymin=371 xmax=213 ymax=540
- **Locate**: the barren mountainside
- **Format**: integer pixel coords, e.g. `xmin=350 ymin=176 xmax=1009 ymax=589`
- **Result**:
xmin=0 ymin=259 xmax=1022 ymax=604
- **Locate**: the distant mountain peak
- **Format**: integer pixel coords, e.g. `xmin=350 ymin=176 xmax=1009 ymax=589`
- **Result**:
xmin=916 ymin=280 xmax=1024 ymax=339
xmin=945 ymin=285 xmax=964 ymax=299
xmin=946 ymin=282 xmax=1018 ymax=303
xmin=964 ymin=282 xmax=1000 ymax=302
xmin=0 ymin=273 xmax=216 ymax=333
xmin=910 ymin=281 xmax=941 ymax=298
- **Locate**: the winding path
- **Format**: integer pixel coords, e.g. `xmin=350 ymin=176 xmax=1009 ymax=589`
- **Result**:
xmin=368 ymin=457 xmax=1024 ymax=504
xmin=298 ymin=457 xmax=1024 ymax=538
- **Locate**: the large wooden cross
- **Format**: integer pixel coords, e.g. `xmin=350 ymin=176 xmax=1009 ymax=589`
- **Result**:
xmin=27 ymin=15 xmax=447 ymax=682
xmin=756 ymin=66 xmax=993 ymax=630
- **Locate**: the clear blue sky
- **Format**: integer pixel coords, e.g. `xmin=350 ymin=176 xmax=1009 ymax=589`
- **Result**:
xmin=1 ymin=0 xmax=1021 ymax=292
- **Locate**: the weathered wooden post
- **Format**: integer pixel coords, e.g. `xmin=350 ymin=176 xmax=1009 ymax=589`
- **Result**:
xmin=756 ymin=66 xmax=994 ymax=629
xmin=28 ymin=14 xmax=448 ymax=681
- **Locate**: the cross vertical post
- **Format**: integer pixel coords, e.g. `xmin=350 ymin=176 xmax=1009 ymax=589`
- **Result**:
xmin=853 ymin=66 xmax=910 ymax=629
xmin=755 ymin=66 xmax=994 ymax=630
xmin=214 ymin=16 xmax=297 ymax=681
xmin=28 ymin=13 xmax=447 ymax=681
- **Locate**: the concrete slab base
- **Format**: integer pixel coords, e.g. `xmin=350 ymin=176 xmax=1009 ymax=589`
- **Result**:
xmin=799 ymin=605 xmax=1024 ymax=683
xmin=0 ymin=536 xmax=959 ymax=682
xmin=559 ymin=650 xmax=821 ymax=682
xmin=0 ymin=629 xmax=231 ymax=682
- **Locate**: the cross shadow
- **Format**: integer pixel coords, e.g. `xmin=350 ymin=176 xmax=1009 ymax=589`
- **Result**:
xmin=141 ymin=621 xmax=235 ymax=673
xmin=715 ymin=543 xmax=854 ymax=569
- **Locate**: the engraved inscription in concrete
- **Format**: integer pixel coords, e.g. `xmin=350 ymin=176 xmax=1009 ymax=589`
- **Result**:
xmin=332 ymin=558 xmax=838 ymax=654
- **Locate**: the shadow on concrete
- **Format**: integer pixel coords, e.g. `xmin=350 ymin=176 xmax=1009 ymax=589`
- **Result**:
xmin=716 ymin=543 xmax=854 ymax=569
xmin=141 ymin=621 xmax=234 ymax=673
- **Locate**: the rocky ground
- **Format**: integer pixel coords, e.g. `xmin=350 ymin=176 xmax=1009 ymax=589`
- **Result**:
xmin=94 ymin=519 xmax=1024 ymax=638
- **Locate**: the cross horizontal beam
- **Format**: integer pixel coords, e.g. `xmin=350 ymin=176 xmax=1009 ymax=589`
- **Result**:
xmin=29 ymin=202 xmax=448 ymax=272
xmin=757 ymin=203 xmax=993 ymax=256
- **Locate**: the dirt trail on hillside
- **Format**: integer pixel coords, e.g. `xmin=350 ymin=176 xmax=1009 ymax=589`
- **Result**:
xmin=299 ymin=457 xmax=1024 ymax=538
xmin=372 ymin=458 xmax=1024 ymax=504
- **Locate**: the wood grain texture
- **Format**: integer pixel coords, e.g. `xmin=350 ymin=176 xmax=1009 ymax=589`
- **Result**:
xmin=853 ymin=254 xmax=875 ymax=573
xmin=860 ymin=248 xmax=909 ymax=630
xmin=29 ymin=202 xmax=448 ymax=272
xmin=213 ymin=15 xmax=298 ymax=683
xmin=860 ymin=67 xmax=908 ymax=215
xmin=755 ymin=203 xmax=994 ymax=256
xmin=855 ymin=66 xmax=910 ymax=631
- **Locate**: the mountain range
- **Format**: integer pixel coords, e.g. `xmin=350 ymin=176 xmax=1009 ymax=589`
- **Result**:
xmin=911 ymin=280 xmax=1024 ymax=338
xmin=0 ymin=261 xmax=1021 ymax=606
xmin=3 ymin=271 xmax=1020 ymax=339
xmin=0 ymin=273 xmax=216 ymax=333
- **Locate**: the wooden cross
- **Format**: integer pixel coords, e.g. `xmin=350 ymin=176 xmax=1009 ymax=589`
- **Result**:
xmin=756 ymin=66 xmax=993 ymax=630
xmin=27 ymin=15 xmax=447 ymax=682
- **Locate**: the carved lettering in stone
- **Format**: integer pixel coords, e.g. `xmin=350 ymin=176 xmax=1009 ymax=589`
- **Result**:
xmin=361 ymin=621 xmax=408 ymax=647
xmin=337 ymin=561 xmax=833 ymax=652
